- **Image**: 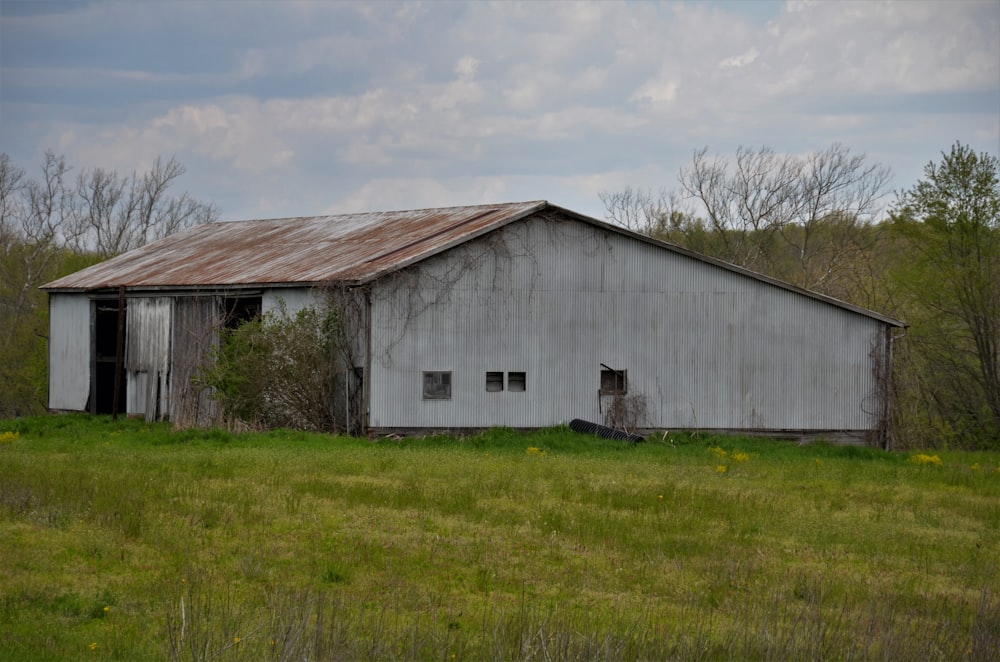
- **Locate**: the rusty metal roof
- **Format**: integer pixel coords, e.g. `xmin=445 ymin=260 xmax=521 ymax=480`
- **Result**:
xmin=41 ymin=201 xmax=548 ymax=291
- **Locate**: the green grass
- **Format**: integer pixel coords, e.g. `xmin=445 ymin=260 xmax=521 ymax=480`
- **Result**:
xmin=1 ymin=415 xmax=998 ymax=660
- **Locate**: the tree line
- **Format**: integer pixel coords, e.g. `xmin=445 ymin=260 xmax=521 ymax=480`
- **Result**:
xmin=602 ymin=142 xmax=999 ymax=448
xmin=2 ymin=144 xmax=997 ymax=448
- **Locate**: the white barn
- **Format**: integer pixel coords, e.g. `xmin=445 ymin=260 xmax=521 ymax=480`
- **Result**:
xmin=42 ymin=201 xmax=904 ymax=444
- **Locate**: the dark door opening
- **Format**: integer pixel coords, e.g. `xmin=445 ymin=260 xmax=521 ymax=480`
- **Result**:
xmin=92 ymin=301 xmax=126 ymax=415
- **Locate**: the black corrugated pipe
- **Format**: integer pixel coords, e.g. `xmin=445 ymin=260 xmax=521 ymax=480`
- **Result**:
xmin=570 ymin=418 xmax=644 ymax=443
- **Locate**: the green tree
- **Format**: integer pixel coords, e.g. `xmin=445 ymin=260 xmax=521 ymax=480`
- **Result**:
xmin=890 ymin=142 xmax=1000 ymax=446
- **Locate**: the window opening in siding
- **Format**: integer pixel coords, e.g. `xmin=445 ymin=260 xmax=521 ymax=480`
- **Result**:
xmin=222 ymin=296 xmax=262 ymax=330
xmin=423 ymin=371 xmax=452 ymax=400
xmin=486 ymin=371 xmax=504 ymax=392
xmin=600 ymin=367 xmax=627 ymax=395
xmin=508 ymin=372 xmax=526 ymax=392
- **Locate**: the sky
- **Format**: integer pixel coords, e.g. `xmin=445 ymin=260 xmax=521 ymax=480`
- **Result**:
xmin=2 ymin=0 xmax=998 ymax=224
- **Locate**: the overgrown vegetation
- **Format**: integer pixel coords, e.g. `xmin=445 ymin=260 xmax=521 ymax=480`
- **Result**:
xmin=1 ymin=415 xmax=998 ymax=660
xmin=200 ymin=291 xmax=364 ymax=433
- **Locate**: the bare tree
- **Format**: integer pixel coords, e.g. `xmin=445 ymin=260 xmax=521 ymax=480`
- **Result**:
xmin=0 ymin=153 xmax=25 ymax=251
xmin=602 ymin=144 xmax=892 ymax=297
xmin=680 ymin=144 xmax=891 ymax=283
xmin=0 ymin=152 xmax=77 ymax=345
xmin=599 ymin=186 xmax=727 ymax=257
xmin=73 ymin=156 xmax=219 ymax=257
xmin=679 ymin=145 xmax=803 ymax=273
xmin=786 ymin=145 xmax=892 ymax=291
xmin=600 ymin=186 xmax=668 ymax=234
xmin=0 ymin=154 xmax=24 ymax=218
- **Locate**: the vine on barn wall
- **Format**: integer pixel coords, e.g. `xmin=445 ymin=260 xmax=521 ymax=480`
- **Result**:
xmin=372 ymin=222 xmax=541 ymax=368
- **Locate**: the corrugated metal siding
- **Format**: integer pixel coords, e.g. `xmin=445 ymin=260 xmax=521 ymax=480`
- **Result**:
xmin=125 ymin=297 xmax=172 ymax=421
xmin=263 ymin=288 xmax=318 ymax=316
xmin=48 ymin=293 xmax=91 ymax=411
xmin=370 ymin=214 xmax=884 ymax=431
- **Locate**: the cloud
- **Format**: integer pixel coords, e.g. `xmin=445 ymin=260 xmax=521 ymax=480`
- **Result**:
xmin=755 ymin=1 xmax=1000 ymax=96
xmin=630 ymin=78 xmax=679 ymax=106
xmin=3 ymin=0 xmax=997 ymax=224
xmin=327 ymin=175 xmax=512 ymax=215
xmin=454 ymin=56 xmax=480 ymax=80
xmin=719 ymin=48 xmax=760 ymax=69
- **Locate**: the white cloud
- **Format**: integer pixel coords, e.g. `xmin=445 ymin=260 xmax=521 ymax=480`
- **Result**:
xmin=327 ymin=176 xmax=512 ymax=215
xmin=630 ymin=79 xmax=679 ymax=106
xmin=454 ymin=56 xmax=480 ymax=80
xmin=719 ymin=48 xmax=759 ymax=69
xmin=753 ymin=0 xmax=1000 ymax=96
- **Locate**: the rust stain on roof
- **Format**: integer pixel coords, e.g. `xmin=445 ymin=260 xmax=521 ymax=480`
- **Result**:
xmin=42 ymin=201 xmax=547 ymax=291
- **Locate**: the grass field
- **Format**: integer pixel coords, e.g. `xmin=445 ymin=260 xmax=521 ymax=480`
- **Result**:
xmin=1 ymin=415 xmax=998 ymax=661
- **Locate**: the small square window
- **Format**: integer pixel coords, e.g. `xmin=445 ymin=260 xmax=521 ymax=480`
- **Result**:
xmin=600 ymin=368 xmax=627 ymax=395
xmin=486 ymin=371 xmax=504 ymax=392
xmin=422 ymin=371 xmax=452 ymax=400
xmin=508 ymin=371 xmax=526 ymax=392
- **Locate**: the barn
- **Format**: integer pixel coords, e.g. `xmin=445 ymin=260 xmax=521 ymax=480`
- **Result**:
xmin=41 ymin=201 xmax=904 ymax=444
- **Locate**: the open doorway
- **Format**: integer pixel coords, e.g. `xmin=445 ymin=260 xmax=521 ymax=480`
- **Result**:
xmin=91 ymin=300 xmax=126 ymax=415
